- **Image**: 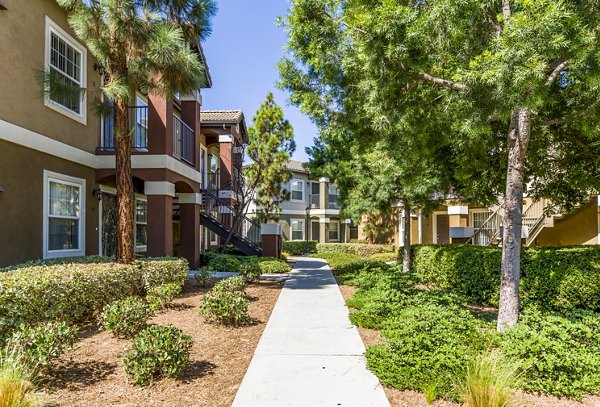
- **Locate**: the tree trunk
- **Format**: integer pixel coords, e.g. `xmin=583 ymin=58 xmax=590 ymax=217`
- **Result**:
xmin=114 ymin=98 xmax=134 ymax=264
xmin=402 ymin=204 xmax=412 ymax=273
xmin=497 ymin=108 xmax=531 ymax=331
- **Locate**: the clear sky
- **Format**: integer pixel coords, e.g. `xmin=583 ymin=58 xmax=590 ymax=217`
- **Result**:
xmin=201 ymin=0 xmax=316 ymax=162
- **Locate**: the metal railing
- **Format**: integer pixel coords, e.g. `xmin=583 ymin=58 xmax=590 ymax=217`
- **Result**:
xmin=101 ymin=106 xmax=148 ymax=149
xmin=466 ymin=204 xmax=504 ymax=246
xmin=173 ymin=115 xmax=195 ymax=165
xmin=207 ymin=170 xmax=220 ymax=191
xmin=202 ymin=189 xmax=261 ymax=249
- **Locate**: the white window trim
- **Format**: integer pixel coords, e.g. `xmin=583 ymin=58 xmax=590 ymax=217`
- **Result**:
xmin=290 ymin=218 xmax=305 ymax=241
xmin=135 ymin=197 xmax=148 ymax=252
xmin=329 ymin=220 xmax=340 ymax=242
xmin=210 ymin=230 xmax=218 ymax=245
xmin=43 ymin=170 xmax=86 ymax=259
xmin=44 ymin=16 xmax=87 ymax=125
xmin=290 ymin=178 xmax=305 ymax=203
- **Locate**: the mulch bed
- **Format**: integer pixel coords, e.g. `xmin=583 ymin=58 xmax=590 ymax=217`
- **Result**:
xmin=44 ymin=280 xmax=283 ymax=407
xmin=335 ymin=276 xmax=600 ymax=407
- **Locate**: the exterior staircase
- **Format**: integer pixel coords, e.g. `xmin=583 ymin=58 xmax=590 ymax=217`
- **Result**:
xmin=201 ymin=189 xmax=262 ymax=256
xmin=466 ymin=198 xmax=562 ymax=247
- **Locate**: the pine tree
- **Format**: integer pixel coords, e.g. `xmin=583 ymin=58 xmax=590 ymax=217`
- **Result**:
xmin=53 ymin=0 xmax=216 ymax=263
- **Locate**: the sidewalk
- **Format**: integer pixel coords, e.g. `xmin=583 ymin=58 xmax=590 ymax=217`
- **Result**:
xmin=232 ymin=258 xmax=391 ymax=407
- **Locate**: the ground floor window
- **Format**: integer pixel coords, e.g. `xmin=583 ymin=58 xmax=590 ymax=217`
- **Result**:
xmin=44 ymin=171 xmax=85 ymax=258
xmin=135 ymin=199 xmax=147 ymax=252
xmin=329 ymin=220 xmax=340 ymax=241
xmin=210 ymin=230 xmax=218 ymax=245
xmin=291 ymin=219 xmax=305 ymax=240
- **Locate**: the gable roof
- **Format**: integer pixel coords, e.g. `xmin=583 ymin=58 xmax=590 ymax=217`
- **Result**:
xmin=287 ymin=160 xmax=308 ymax=173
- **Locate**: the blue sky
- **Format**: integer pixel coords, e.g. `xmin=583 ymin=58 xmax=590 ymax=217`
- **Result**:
xmin=201 ymin=0 xmax=316 ymax=162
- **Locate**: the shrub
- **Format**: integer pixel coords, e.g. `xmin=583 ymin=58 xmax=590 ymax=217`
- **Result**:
xmin=0 ymin=257 xmax=189 ymax=341
xmin=239 ymin=257 xmax=262 ymax=281
xmin=411 ymin=244 xmax=600 ymax=311
xmin=461 ymin=352 xmax=519 ymax=407
xmin=213 ymin=276 xmax=247 ymax=296
xmin=498 ymin=308 xmax=600 ymax=398
xmin=99 ymin=297 xmax=152 ymax=338
xmin=146 ymin=283 xmax=182 ymax=311
xmin=368 ymin=252 xmax=398 ymax=262
xmin=316 ymin=243 xmax=395 ymax=257
xmin=365 ymin=303 xmax=488 ymax=401
xmin=282 ymin=240 xmax=318 ymax=255
xmin=200 ymin=290 xmax=249 ymax=326
xmin=7 ymin=321 xmax=77 ymax=371
xmin=199 ymin=251 xmax=217 ymax=267
xmin=193 ymin=267 xmax=212 ymax=287
xmin=308 ymin=252 xmax=362 ymax=271
xmin=259 ymin=260 xmax=292 ymax=274
xmin=207 ymin=254 xmax=242 ymax=273
xmin=123 ymin=325 xmax=193 ymax=386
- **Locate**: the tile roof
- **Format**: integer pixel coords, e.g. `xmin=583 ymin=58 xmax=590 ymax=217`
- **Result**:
xmin=287 ymin=159 xmax=308 ymax=173
xmin=201 ymin=110 xmax=243 ymax=123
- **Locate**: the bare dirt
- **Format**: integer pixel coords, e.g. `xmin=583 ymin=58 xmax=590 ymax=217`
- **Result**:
xmin=45 ymin=280 xmax=283 ymax=407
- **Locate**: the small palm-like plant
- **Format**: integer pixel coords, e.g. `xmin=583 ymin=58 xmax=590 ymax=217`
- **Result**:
xmin=0 ymin=346 xmax=39 ymax=407
xmin=51 ymin=0 xmax=216 ymax=263
xmin=462 ymin=352 xmax=521 ymax=407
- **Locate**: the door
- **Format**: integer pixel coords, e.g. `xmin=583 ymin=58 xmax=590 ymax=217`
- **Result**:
xmin=436 ymin=214 xmax=450 ymax=244
xmin=101 ymin=193 xmax=117 ymax=256
xmin=311 ymin=221 xmax=320 ymax=242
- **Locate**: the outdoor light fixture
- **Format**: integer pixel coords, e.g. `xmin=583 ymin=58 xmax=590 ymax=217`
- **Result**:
xmin=92 ymin=188 xmax=103 ymax=201
xmin=93 ymin=63 xmax=105 ymax=77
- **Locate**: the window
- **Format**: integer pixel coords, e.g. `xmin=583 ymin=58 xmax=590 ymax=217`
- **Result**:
xmin=134 ymin=96 xmax=148 ymax=149
xmin=209 ymin=154 xmax=219 ymax=189
xmin=210 ymin=230 xmax=218 ymax=245
xmin=290 ymin=179 xmax=304 ymax=202
xmin=44 ymin=171 xmax=85 ymax=258
xmin=45 ymin=17 xmax=86 ymax=123
xmin=291 ymin=219 xmax=305 ymax=241
xmin=200 ymin=147 xmax=207 ymax=188
xmin=135 ymin=199 xmax=147 ymax=251
xmin=328 ymin=185 xmax=340 ymax=208
xmin=329 ymin=220 xmax=340 ymax=241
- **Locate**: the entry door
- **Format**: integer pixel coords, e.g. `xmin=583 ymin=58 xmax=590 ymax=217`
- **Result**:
xmin=311 ymin=221 xmax=320 ymax=242
xmin=101 ymin=193 xmax=118 ymax=256
xmin=436 ymin=214 xmax=450 ymax=244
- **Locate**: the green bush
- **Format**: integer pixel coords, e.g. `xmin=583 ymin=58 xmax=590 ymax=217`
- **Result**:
xmin=123 ymin=325 xmax=193 ymax=386
xmin=193 ymin=267 xmax=212 ymax=287
xmin=368 ymin=252 xmax=399 ymax=262
xmin=200 ymin=290 xmax=249 ymax=326
xmin=7 ymin=321 xmax=77 ymax=371
xmin=99 ymin=297 xmax=152 ymax=338
xmin=282 ymin=240 xmax=318 ymax=255
xmin=308 ymin=252 xmax=362 ymax=271
xmin=316 ymin=243 xmax=395 ymax=257
xmin=213 ymin=276 xmax=247 ymax=296
xmin=498 ymin=308 xmax=600 ymax=398
xmin=366 ymin=303 xmax=489 ymax=401
xmin=0 ymin=257 xmax=188 ymax=341
xmin=239 ymin=257 xmax=262 ymax=281
xmin=412 ymin=245 xmax=600 ymax=311
xmin=259 ymin=260 xmax=292 ymax=274
xmin=207 ymin=254 xmax=242 ymax=273
xmin=146 ymin=283 xmax=182 ymax=311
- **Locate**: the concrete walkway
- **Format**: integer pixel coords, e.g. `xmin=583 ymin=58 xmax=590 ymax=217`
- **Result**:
xmin=232 ymin=258 xmax=390 ymax=407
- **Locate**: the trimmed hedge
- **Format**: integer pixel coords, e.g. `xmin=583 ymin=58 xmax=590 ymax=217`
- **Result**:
xmin=316 ymin=243 xmax=395 ymax=257
xmin=412 ymin=245 xmax=600 ymax=312
xmin=0 ymin=257 xmax=189 ymax=341
xmin=308 ymin=252 xmax=363 ymax=270
xmin=283 ymin=240 xmax=318 ymax=255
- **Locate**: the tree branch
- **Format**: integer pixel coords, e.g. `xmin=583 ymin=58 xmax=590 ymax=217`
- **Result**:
xmin=413 ymin=71 xmax=469 ymax=91
xmin=545 ymin=60 xmax=568 ymax=87
xmin=502 ymin=1 xmax=511 ymax=21
xmin=540 ymin=117 xmax=566 ymax=126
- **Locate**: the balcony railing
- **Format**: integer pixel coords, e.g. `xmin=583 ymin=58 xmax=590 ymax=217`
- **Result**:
xmin=173 ymin=115 xmax=195 ymax=165
xmin=310 ymin=194 xmax=320 ymax=209
xmin=101 ymin=106 xmax=148 ymax=150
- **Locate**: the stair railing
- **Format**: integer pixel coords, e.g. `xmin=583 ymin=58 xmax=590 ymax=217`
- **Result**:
xmin=465 ymin=203 xmax=505 ymax=246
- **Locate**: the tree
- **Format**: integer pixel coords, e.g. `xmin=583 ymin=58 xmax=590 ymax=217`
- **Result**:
xmin=55 ymin=0 xmax=216 ymax=263
xmin=280 ymin=0 xmax=600 ymax=329
xmin=246 ymin=93 xmax=296 ymax=223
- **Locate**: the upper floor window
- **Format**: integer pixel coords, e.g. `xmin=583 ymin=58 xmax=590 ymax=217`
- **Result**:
xmin=290 ymin=179 xmax=304 ymax=202
xmin=45 ymin=17 xmax=87 ymax=124
xmin=329 ymin=185 xmax=340 ymax=209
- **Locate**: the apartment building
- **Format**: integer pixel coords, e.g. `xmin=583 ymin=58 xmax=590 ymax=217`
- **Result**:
xmin=247 ymin=160 xmax=357 ymax=243
xmin=0 ymin=0 xmax=257 ymax=267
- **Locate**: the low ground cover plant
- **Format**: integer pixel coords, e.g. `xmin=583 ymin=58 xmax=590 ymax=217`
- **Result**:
xmin=367 ymin=252 xmax=398 ymax=262
xmin=308 ymin=252 xmax=362 ymax=270
xmin=258 ymin=260 xmax=292 ymax=274
xmin=200 ymin=277 xmax=249 ymax=326
xmin=316 ymin=243 xmax=394 ymax=257
xmin=328 ymin=247 xmax=600 ymax=402
xmin=282 ymin=240 xmax=317 ymax=255
xmin=123 ymin=325 xmax=193 ymax=386
xmin=213 ymin=276 xmax=247 ymax=296
xmin=146 ymin=283 xmax=183 ymax=311
xmin=99 ymin=297 xmax=152 ymax=338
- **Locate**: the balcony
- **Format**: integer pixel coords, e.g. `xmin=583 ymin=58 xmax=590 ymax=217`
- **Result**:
xmin=173 ymin=115 xmax=195 ymax=165
xmin=101 ymin=106 xmax=148 ymax=150
xmin=310 ymin=194 xmax=320 ymax=209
